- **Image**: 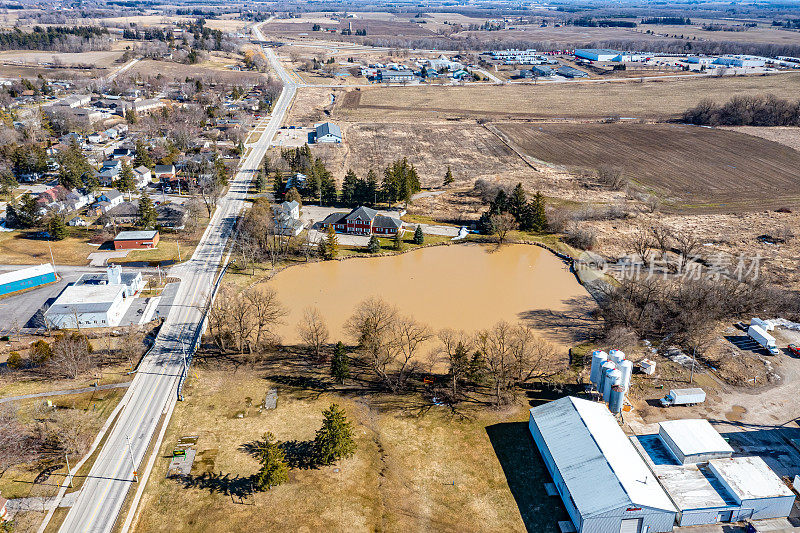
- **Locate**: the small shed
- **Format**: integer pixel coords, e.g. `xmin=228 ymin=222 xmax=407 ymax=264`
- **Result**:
xmin=658 ymin=419 xmax=733 ymax=464
xmin=708 ymin=457 xmax=795 ymax=521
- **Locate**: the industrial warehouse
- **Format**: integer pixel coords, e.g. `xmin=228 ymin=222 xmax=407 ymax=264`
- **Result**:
xmin=44 ymin=266 xmax=144 ymax=328
xmin=0 ymin=263 xmax=57 ymax=297
xmin=530 ymin=399 xmax=796 ymax=532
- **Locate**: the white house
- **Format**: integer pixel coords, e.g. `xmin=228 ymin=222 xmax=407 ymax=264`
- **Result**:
xmin=273 ymin=200 xmax=304 ymax=236
xmin=68 ymin=216 xmax=88 ymax=227
xmin=313 ymin=122 xmax=342 ymax=143
xmin=133 ymin=166 xmax=152 ymax=189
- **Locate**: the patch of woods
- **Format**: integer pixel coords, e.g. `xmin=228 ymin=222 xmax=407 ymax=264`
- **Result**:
xmin=683 ymin=95 xmax=800 ymax=126
xmin=205 ymin=293 xmax=562 ymax=408
xmin=475 ymin=182 xmax=548 ymax=243
xmin=0 ymin=25 xmax=110 ymax=51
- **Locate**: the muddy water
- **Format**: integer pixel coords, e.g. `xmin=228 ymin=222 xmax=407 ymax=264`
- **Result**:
xmin=267 ymin=244 xmax=594 ymax=345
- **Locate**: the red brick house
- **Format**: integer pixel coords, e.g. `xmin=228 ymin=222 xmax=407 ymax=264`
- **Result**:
xmin=320 ymin=206 xmax=403 ymax=235
xmin=113 ymin=230 xmax=160 ymax=250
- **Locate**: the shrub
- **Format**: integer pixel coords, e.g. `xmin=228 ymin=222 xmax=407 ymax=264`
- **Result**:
xmin=6 ymin=352 xmax=23 ymax=369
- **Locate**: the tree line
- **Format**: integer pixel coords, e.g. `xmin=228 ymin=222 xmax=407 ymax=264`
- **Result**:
xmin=641 ymin=17 xmax=692 ymax=24
xmin=683 ymin=95 xmax=800 ymax=126
xmin=0 ymin=26 xmax=109 ymax=51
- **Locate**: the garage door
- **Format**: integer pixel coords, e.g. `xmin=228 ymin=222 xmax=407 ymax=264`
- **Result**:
xmin=620 ymin=518 xmax=642 ymax=533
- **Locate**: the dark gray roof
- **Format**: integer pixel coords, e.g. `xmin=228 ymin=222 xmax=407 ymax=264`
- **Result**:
xmin=315 ymin=122 xmax=342 ymax=139
xmin=321 ymin=212 xmax=347 ymax=225
xmin=345 ymin=206 xmax=378 ymax=223
xmin=373 ymin=214 xmax=402 ymax=229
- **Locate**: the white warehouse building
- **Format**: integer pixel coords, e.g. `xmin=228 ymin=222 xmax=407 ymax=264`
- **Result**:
xmin=529 ymin=397 xmax=677 ymax=533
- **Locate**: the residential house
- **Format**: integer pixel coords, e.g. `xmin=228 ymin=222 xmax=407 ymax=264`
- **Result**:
xmin=68 ymin=216 xmax=88 ymax=227
xmin=104 ymin=201 xmax=139 ymax=225
xmin=320 ymin=206 xmax=403 ymax=235
xmin=285 ymin=173 xmax=307 ymax=191
xmin=133 ymin=166 xmax=152 ymax=189
xmin=88 ymin=132 xmax=106 ymax=144
xmin=58 ymin=94 xmax=92 ymax=108
xmin=156 ymin=203 xmax=188 ymax=229
xmin=117 ymin=98 xmax=165 ymax=117
xmin=273 ymin=200 xmax=303 ymax=236
xmin=154 ymin=164 xmax=176 ymax=182
xmin=112 ymin=147 xmax=133 ymax=159
xmin=98 ymin=168 xmax=120 ymax=187
xmin=96 ymin=190 xmax=124 ymax=208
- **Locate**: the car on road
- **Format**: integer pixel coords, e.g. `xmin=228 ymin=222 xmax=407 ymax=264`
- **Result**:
xmin=789 ymin=344 xmax=800 ymax=356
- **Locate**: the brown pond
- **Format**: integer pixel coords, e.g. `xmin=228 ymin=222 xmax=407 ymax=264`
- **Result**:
xmin=267 ymin=243 xmax=595 ymax=346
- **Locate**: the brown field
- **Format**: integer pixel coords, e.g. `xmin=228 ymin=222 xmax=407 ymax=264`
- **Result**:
xmin=324 ymin=122 xmax=530 ymax=186
xmin=721 ymin=126 xmax=800 ymax=152
xmin=495 ymin=122 xmax=800 ymax=212
xmin=131 ymin=367 xmax=565 ymax=533
xmin=637 ymin=22 xmax=800 ymax=45
xmin=125 ymin=59 xmax=266 ymax=84
xmin=0 ymin=50 xmax=124 ymax=67
xmin=336 ymin=73 xmax=800 ymax=121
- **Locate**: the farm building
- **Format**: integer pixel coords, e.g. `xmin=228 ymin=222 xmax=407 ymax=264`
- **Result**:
xmin=311 ymin=122 xmax=343 ymax=144
xmin=529 ymin=397 xmax=677 ymax=533
xmin=44 ymin=266 xmax=142 ymax=329
xmin=0 ymin=263 xmax=57 ymax=297
xmin=575 ymin=49 xmax=621 ymax=62
xmin=636 ymin=421 xmax=795 ymax=526
xmin=378 ymin=69 xmax=415 ymax=83
xmin=658 ymin=420 xmax=733 ymax=464
xmin=113 ymin=230 xmax=159 ymax=250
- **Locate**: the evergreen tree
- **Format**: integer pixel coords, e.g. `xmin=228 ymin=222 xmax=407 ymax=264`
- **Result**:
xmin=254 ymin=432 xmax=288 ymax=491
xmin=272 ymin=169 xmax=286 ymax=201
xmin=341 ymin=169 xmax=358 ymax=207
xmin=116 ymin=163 xmax=136 ymax=198
xmin=47 ymin=215 xmax=67 ymax=240
xmin=255 ymin=171 xmax=267 ymax=192
xmin=381 ymin=158 xmax=420 ymax=206
xmin=330 ymin=341 xmax=349 ymax=384
xmin=365 ymin=169 xmax=379 ymax=206
xmin=392 ymin=230 xmax=402 ymax=251
xmin=133 ymin=139 xmax=153 ymax=168
xmin=530 ymin=191 xmax=547 ymax=231
xmin=138 ymin=192 xmax=157 ymax=229
xmin=320 ymin=174 xmax=338 ymax=206
xmin=508 ymin=183 xmax=527 ymax=221
xmin=444 ymin=166 xmax=454 ymax=186
xmin=314 ymin=403 xmax=357 ymax=466
xmin=490 ymin=190 xmax=508 ymax=214
xmin=367 ymin=234 xmax=380 ymax=254
xmin=324 ymin=225 xmax=338 ymax=260
xmin=477 ymin=211 xmax=494 ymax=235
xmin=413 ymin=225 xmax=424 ymax=245
xmin=11 ymin=193 xmax=41 ymax=229
xmin=57 ymin=138 xmax=93 ymax=190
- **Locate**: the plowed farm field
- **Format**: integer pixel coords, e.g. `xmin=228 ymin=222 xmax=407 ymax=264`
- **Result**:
xmin=495 ymin=122 xmax=800 ymax=213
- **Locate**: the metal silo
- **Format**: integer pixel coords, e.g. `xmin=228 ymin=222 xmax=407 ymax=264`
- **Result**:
xmin=598 ymin=360 xmax=615 ymax=394
xmin=590 ymin=350 xmax=609 ymax=387
xmin=609 ymin=385 xmax=624 ymax=414
xmin=603 ymin=368 xmax=621 ymax=402
xmin=608 ymin=349 xmax=626 ymax=365
xmin=618 ymin=359 xmax=634 ymax=392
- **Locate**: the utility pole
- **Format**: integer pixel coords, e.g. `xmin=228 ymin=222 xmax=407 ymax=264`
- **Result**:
xmin=65 ymin=452 xmax=73 ymax=488
xmin=177 ymin=239 xmax=181 ymax=262
xmin=689 ymin=347 xmax=696 ymax=384
xmin=125 ymin=434 xmax=138 ymax=482
xmin=48 ymin=241 xmax=55 ymax=271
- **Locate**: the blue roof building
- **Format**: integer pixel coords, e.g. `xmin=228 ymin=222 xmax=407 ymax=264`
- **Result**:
xmin=0 ymin=263 xmax=57 ymax=297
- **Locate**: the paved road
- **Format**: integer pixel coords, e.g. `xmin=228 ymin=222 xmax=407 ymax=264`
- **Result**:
xmin=56 ymin=26 xmax=296 ymax=533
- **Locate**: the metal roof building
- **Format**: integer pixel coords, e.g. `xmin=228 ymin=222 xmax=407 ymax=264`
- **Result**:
xmin=708 ymin=457 xmax=795 ymax=521
xmin=529 ymin=397 xmax=677 ymax=533
xmin=0 ymin=263 xmax=57 ymax=297
xmin=658 ymin=420 xmax=733 ymax=464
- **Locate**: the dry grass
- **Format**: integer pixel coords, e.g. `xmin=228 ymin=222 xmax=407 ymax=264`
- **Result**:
xmin=720 ymin=126 xmax=800 ymax=152
xmin=0 ymin=229 xmax=96 ymax=265
xmin=132 ymin=367 xmax=566 ymax=533
xmin=495 ymin=122 xmax=800 ymax=213
xmin=0 ymin=50 xmax=124 ymax=67
xmin=336 ymin=73 xmax=800 ymax=121
xmin=126 ymin=59 xmax=265 ymax=85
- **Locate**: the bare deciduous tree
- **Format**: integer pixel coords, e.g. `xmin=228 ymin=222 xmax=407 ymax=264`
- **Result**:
xmin=297 ymin=306 xmax=329 ymax=361
xmin=490 ymin=212 xmax=517 ymax=244
xmin=438 ymin=329 xmax=472 ymax=401
xmin=49 ymin=333 xmax=93 ymax=379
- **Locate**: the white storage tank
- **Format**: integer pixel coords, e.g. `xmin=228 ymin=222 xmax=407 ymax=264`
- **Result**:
xmin=598 ymin=360 xmax=616 ymax=394
xmin=603 ymin=368 xmax=622 ymax=402
xmin=618 ymin=359 xmax=634 ymax=392
xmin=609 ymin=385 xmax=624 ymax=414
xmin=609 ymin=349 xmax=626 ymax=365
xmin=590 ymin=350 xmax=609 ymax=386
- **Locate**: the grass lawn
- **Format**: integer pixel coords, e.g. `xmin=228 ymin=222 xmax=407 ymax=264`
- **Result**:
xmin=131 ymin=366 xmax=567 ymax=533
xmin=0 ymin=228 xmax=96 ymax=265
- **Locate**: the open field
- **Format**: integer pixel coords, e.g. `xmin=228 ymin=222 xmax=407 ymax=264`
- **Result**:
xmin=0 ymin=229 xmax=96 ymax=266
xmin=0 ymin=50 xmax=124 ymax=67
xmin=635 ymin=22 xmax=800 ymax=45
xmin=495 ymin=122 xmax=800 ymax=212
xmin=722 ymin=126 xmax=800 ymax=152
xmin=336 ymin=73 xmax=800 ymax=121
xmin=125 ymin=59 xmax=265 ymax=85
xmin=131 ymin=367 xmax=566 ymax=533
xmin=317 ymin=121 xmax=530 ymax=185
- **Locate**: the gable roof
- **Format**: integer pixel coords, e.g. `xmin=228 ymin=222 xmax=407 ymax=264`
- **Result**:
xmin=373 ymin=214 xmax=402 ymax=229
xmin=531 ymin=397 xmax=676 ymax=518
xmin=321 ymin=212 xmax=347 ymax=225
xmin=345 ymin=206 xmax=378 ymax=222
xmin=315 ymin=122 xmax=342 ymax=139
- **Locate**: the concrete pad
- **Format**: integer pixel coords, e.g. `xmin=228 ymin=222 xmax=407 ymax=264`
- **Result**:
xmin=88 ymin=250 xmax=130 ymax=267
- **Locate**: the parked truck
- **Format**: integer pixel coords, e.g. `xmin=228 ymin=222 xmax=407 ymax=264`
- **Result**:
xmin=747 ymin=325 xmax=779 ymax=355
xmin=660 ymin=388 xmax=706 ymax=407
